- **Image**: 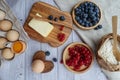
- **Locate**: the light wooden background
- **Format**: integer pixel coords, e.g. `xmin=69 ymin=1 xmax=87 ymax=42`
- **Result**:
xmin=0 ymin=0 xmax=107 ymax=80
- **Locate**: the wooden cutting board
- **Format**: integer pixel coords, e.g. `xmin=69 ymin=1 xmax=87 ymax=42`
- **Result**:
xmin=24 ymin=2 xmax=73 ymax=47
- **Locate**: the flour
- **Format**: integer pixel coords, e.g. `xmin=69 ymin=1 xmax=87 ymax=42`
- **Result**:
xmin=99 ymin=39 xmax=120 ymax=65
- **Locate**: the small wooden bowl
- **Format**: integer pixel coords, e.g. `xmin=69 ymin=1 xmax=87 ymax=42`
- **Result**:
xmin=63 ymin=42 xmax=94 ymax=73
xmin=72 ymin=0 xmax=102 ymax=30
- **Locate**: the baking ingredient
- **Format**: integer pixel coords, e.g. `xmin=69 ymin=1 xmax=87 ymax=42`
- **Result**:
xmin=0 ymin=20 xmax=12 ymax=31
xmin=0 ymin=37 xmax=7 ymax=49
xmin=32 ymin=60 xmax=45 ymax=73
xmin=99 ymin=39 xmax=118 ymax=65
xmin=45 ymin=51 xmax=50 ymax=56
xmin=2 ymin=48 xmax=14 ymax=60
xmin=66 ymin=45 xmax=92 ymax=71
xmin=28 ymin=18 xmax=54 ymax=37
xmin=48 ymin=15 xmax=53 ymax=20
xmin=74 ymin=1 xmax=100 ymax=27
xmin=57 ymin=33 xmax=66 ymax=42
xmin=0 ymin=9 xmax=5 ymax=20
xmin=6 ymin=29 xmax=20 ymax=41
xmin=53 ymin=58 xmax=57 ymax=62
xmin=59 ymin=16 xmax=65 ymax=21
xmin=12 ymin=41 xmax=26 ymax=54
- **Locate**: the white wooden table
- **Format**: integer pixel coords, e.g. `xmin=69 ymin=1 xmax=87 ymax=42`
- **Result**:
xmin=0 ymin=0 xmax=107 ymax=80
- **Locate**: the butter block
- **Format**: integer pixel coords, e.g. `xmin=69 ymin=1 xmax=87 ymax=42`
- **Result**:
xmin=28 ymin=18 xmax=54 ymax=37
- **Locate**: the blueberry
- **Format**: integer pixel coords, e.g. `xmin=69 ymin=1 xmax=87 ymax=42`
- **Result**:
xmin=53 ymin=58 xmax=57 ymax=62
xmin=85 ymin=9 xmax=88 ymax=13
xmin=83 ymin=18 xmax=87 ymax=22
xmin=84 ymin=23 xmax=89 ymax=27
xmin=75 ymin=11 xmax=80 ymax=16
xmin=90 ymin=7 xmax=94 ymax=10
xmin=94 ymin=27 xmax=99 ymax=30
xmin=83 ymin=14 xmax=88 ymax=18
xmin=59 ymin=16 xmax=65 ymax=21
xmin=75 ymin=16 xmax=80 ymax=21
xmin=45 ymin=51 xmax=50 ymax=56
xmin=94 ymin=6 xmax=100 ymax=13
xmin=75 ymin=7 xmax=79 ymax=12
xmin=84 ymin=2 xmax=88 ymax=6
xmin=96 ymin=17 xmax=100 ymax=22
xmin=96 ymin=13 xmax=100 ymax=17
xmin=88 ymin=10 xmax=94 ymax=14
xmin=78 ymin=20 xmax=82 ymax=24
xmin=48 ymin=15 xmax=53 ymax=20
xmin=97 ymin=25 xmax=103 ymax=29
xmin=81 ymin=8 xmax=84 ymax=11
xmin=89 ymin=23 xmax=93 ymax=27
xmin=81 ymin=22 xmax=85 ymax=26
xmin=92 ymin=21 xmax=97 ymax=25
xmin=54 ymin=17 xmax=58 ymax=21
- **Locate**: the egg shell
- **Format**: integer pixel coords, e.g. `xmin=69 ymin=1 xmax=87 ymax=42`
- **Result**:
xmin=0 ymin=19 xmax=12 ymax=31
xmin=32 ymin=60 xmax=45 ymax=73
xmin=0 ymin=9 xmax=6 ymax=20
xmin=0 ymin=37 xmax=7 ymax=49
xmin=6 ymin=29 xmax=20 ymax=42
xmin=11 ymin=40 xmax=26 ymax=54
xmin=2 ymin=48 xmax=15 ymax=60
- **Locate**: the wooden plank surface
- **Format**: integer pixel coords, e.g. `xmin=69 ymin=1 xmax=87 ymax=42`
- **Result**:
xmin=0 ymin=0 xmax=107 ymax=80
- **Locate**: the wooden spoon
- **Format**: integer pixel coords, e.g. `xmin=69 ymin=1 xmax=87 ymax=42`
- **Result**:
xmin=112 ymin=16 xmax=120 ymax=61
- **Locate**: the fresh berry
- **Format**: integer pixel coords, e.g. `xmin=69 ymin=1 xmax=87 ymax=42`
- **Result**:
xmin=53 ymin=58 xmax=57 ymax=62
xmin=97 ymin=25 xmax=102 ymax=29
xmin=74 ymin=1 xmax=100 ymax=27
xmin=48 ymin=15 xmax=53 ymax=20
xmin=94 ymin=25 xmax=103 ymax=30
xmin=66 ymin=45 xmax=92 ymax=71
xmin=54 ymin=17 xmax=58 ymax=21
xmin=60 ymin=59 xmax=63 ymax=64
xmin=59 ymin=16 xmax=65 ymax=21
xmin=59 ymin=26 xmax=64 ymax=31
xmin=57 ymin=33 xmax=66 ymax=42
xmin=45 ymin=51 xmax=50 ymax=56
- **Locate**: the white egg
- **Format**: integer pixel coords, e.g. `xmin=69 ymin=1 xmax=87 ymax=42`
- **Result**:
xmin=0 ymin=9 xmax=6 ymax=20
xmin=2 ymin=48 xmax=14 ymax=60
xmin=32 ymin=60 xmax=45 ymax=73
xmin=0 ymin=20 xmax=12 ymax=31
xmin=0 ymin=37 xmax=7 ymax=49
xmin=6 ymin=29 xmax=20 ymax=42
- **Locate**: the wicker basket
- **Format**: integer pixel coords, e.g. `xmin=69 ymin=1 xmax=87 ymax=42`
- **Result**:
xmin=97 ymin=33 xmax=120 ymax=71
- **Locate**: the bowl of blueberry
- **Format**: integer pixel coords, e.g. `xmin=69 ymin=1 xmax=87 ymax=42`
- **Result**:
xmin=63 ymin=42 xmax=94 ymax=73
xmin=72 ymin=1 xmax=102 ymax=30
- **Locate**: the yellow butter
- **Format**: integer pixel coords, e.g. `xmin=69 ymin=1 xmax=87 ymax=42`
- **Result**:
xmin=28 ymin=18 xmax=54 ymax=37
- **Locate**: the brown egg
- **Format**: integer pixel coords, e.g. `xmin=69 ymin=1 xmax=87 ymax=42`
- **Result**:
xmin=32 ymin=60 xmax=45 ymax=73
xmin=6 ymin=29 xmax=20 ymax=42
xmin=0 ymin=37 xmax=7 ymax=49
xmin=2 ymin=48 xmax=15 ymax=60
xmin=0 ymin=9 xmax=6 ymax=20
xmin=0 ymin=20 xmax=12 ymax=31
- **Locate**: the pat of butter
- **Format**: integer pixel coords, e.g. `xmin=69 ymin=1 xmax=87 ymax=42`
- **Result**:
xmin=28 ymin=18 xmax=54 ymax=37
